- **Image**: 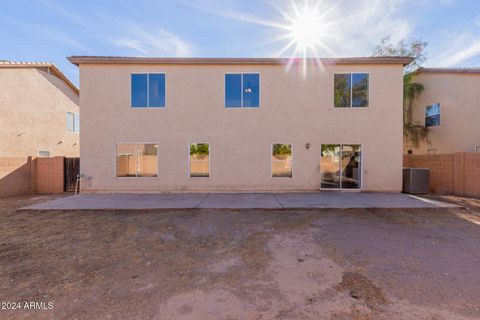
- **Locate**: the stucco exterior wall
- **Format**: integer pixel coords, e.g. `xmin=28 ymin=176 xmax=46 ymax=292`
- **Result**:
xmin=408 ymin=72 xmax=480 ymax=154
xmin=79 ymin=62 xmax=404 ymax=192
xmin=0 ymin=68 xmax=79 ymax=157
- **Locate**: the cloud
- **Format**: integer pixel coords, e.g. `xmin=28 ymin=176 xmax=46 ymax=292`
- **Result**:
xmin=110 ymin=27 xmax=195 ymax=57
xmin=429 ymin=32 xmax=480 ymax=67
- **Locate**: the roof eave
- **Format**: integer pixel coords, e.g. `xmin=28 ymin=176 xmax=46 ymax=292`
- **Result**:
xmin=67 ymin=56 xmax=414 ymax=67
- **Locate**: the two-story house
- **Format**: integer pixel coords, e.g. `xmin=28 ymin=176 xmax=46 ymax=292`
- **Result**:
xmin=406 ymin=67 xmax=480 ymax=154
xmin=0 ymin=61 xmax=80 ymax=157
xmin=68 ymin=56 xmax=411 ymax=192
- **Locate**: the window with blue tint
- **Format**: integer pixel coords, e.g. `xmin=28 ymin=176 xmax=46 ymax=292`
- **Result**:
xmin=334 ymin=73 xmax=369 ymax=108
xmin=131 ymin=74 xmax=148 ymax=107
xmin=352 ymin=73 xmax=368 ymax=107
xmin=225 ymin=73 xmax=260 ymax=108
xmin=425 ymin=103 xmax=440 ymax=127
xmin=243 ymin=73 xmax=259 ymax=107
xmin=225 ymin=74 xmax=242 ymax=107
xmin=131 ymin=73 xmax=165 ymax=108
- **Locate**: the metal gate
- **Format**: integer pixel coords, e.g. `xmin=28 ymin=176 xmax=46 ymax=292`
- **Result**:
xmin=64 ymin=157 xmax=80 ymax=192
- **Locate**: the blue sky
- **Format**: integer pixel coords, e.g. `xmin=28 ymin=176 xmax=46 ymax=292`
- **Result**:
xmin=1 ymin=0 xmax=480 ymax=86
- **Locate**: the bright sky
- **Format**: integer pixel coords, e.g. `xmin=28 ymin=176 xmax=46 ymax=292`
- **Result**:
xmin=2 ymin=0 xmax=480 ymax=85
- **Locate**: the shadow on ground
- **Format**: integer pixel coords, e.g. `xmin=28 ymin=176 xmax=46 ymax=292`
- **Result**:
xmin=1 ymin=195 xmax=480 ymax=319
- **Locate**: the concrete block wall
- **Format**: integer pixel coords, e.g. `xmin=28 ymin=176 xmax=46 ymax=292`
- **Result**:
xmin=404 ymin=153 xmax=480 ymax=197
xmin=0 ymin=156 xmax=64 ymax=198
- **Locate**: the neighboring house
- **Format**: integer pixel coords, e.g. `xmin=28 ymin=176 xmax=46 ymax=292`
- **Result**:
xmin=406 ymin=68 xmax=480 ymax=154
xmin=0 ymin=61 xmax=79 ymax=157
xmin=69 ymin=56 xmax=411 ymax=193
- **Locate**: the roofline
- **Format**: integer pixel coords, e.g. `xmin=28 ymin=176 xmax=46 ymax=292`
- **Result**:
xmin=0 ymin=61 xmax=79 ymax=95
xmin=416 ymin=67 xmax=480 ymax=75
xmin=67 ymin=56 xmax=414 ymax=66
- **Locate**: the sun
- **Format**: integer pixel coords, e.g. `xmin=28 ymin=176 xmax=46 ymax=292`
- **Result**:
xmin=287 ymin=8 xmax=327 ymax=54
xmin=270 ymin=1 xmax=338 ymax=75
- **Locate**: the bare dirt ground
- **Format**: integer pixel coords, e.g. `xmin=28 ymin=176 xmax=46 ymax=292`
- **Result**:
xmin=1 ymin=194 xmax=480 ymax=319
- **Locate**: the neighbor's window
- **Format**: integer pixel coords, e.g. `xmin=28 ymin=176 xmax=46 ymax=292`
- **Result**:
xmin=225 ymin=73 xmax=259 ymax=108
xmin=131 ymin=73 xmax=165 ymax=108
xmin=334 ymin=73 xmax=369 ymax=108
xmin=475 ymin=146 xmax=480 ymax=153
xmin=67 ymin=112 xmax=79 ymax=133
xmin=116 ymin=143 xmax=158 ymax=177
xmin=272 ymin=144 xmax=292 ymax=178
xmin=427 ymin=148 xmax=439 ymax=155
xmin=38 ymin=150 xmax=51 ymax=157
xmin=190 ymin=143 xmax=210 ymax=177
xmin=425 ymin=103 xmax=440 ymax=127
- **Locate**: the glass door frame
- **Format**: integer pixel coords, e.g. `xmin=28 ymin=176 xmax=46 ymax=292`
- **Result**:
xmin=320 ymin=143 xmax=363 ymax=191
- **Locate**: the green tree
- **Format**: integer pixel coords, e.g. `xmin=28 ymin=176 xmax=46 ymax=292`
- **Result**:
xmin=372 ymin=37 xmax=429 ymax=148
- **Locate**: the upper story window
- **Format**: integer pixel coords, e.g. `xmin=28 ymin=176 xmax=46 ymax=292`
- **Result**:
xmin=225 ymin=73 xmax=259 ymax=108
xmin=334 ymin=73 xmax=369 ymax=108
xmin=425 ymin=103 xmax=440 ymax=127
xmin=131 ymin=73 xmax=165 ymax=108
xmin=67 ymin=112 xmax=79 ymax=133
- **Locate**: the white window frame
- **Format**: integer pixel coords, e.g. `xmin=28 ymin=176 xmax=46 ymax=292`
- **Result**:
xmin=38 ymin=150 xmax=51 ymax=157
xmin=188 ymin=142 xmax=211 ymax=179
xmin=224 ymin=72 xmax=261 ymax=109
xmin=115 ymin=142 xmax=159 ymax=178
xmin=333 ymin=72 xmax=370 ymax=108
xmin=130 ymin=73 xmax=167 ymax=109
xmin=320 ymin=143 xmax=363 ymax=191
xmin=426 ymin=148 xmax=439 ymax=155
xmin=67 ymin=112 xmax=79 ymax=133
xmin=271 ymin=143 xmax=293 ymax=179
xmin=425 ymin=103 xmax=441 ymax=127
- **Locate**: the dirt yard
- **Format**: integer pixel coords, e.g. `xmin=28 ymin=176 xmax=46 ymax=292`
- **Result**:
xmin=1 ymin=194 xmax=480 ymax=319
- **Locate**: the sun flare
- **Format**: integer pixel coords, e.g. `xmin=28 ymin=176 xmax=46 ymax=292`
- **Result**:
xmin=287 ymin=9 xmax=327 ymax=54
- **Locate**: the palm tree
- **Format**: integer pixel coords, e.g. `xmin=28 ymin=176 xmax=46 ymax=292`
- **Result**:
xmin=403 ymin=72 xmax=429 ymax=147
xmin=373 ymin=37 xmax=430 ymax=148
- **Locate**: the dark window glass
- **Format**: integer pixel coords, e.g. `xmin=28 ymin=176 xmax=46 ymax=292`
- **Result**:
xmin=131 ymin=74 xmax=148 ymax=107
xmin=243 ymin=73 xmax=259 ymax=107
xmin=225 ymin=74 xmax=242 ymax=107
xmin=334 ymin=74 xmax=351 ymax=108
xmin=425 ymin=103 xmax=440 ymax=127
xmin=352 ymin=74 xmax=368 ymax=107
xmin=341 ymin=145 xmax=361 ymax=189
xmin=149 ymin=74 xmax=165 ymax=107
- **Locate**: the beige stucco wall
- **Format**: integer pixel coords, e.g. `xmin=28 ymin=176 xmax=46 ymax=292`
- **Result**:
xmin=0 ymin=68 xmax=79 ymax=157
xmin=407 ymin=72 xmax=480 ymax=154
xmin=79 ymin=62 xmax=404 ymax=192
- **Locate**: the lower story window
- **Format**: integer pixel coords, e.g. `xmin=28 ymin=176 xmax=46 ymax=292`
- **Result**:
xmin=321 ymin=144 xmax=361 ymax=189
xmin=427 ymin=148 xmax=439 ymax=155
xmin=38 ymin=150 xmax=51 ymax=157
xmin=272 ymin=144 xmax=292 ymax=178
xmin=475 ymin=146 xmax=480 ymax=153
xmin=190 ymin=143 xmax=210 ymax=177
xmin=116 ymin=143 xmax=157 ymax=177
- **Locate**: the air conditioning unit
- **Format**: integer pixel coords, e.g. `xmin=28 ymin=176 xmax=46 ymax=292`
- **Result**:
xmin=402 ymin=168 xmax=429 ymax=194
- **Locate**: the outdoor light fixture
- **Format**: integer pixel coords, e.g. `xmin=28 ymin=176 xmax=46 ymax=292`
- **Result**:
xmin=305 ymin=143 xmax=311 ymax=150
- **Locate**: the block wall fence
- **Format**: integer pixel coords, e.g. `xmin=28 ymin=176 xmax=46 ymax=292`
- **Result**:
xmin=404 ymin=153 xmax=480 ymax=197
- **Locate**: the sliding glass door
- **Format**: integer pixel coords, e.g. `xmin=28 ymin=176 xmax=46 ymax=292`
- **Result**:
xmin=321 ymin=144 xmax=361 ymax=190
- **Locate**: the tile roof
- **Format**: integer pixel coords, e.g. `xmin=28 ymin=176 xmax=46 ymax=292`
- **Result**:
xmin=0 ymin=61 xmax=79 ymax=94
xmin=417 ymin=67 xmax=480 ymax=74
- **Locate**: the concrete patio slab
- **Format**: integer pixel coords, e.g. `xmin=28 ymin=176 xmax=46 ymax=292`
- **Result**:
xmin=197 ymin=193 xmax=281 ymax=208
xmin=20 ymin=192 xmax=456 ymax=211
